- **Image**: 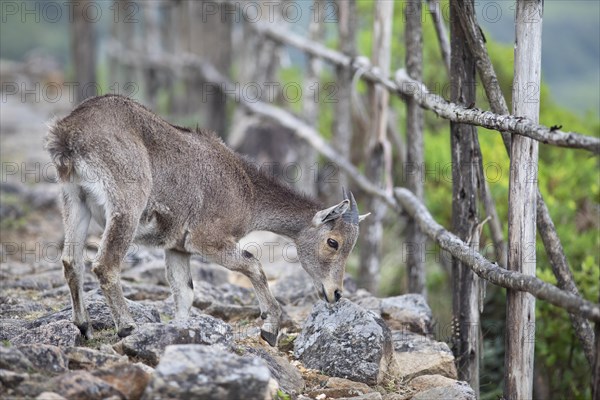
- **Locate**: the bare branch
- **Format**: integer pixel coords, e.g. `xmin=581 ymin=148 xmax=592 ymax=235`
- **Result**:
xmin=244 ymin=20 xmax=599 ymax=154
xmin=425 ymin=0 xmax=451 ymax=74
xmin=394 ymin=188 xmax=600 ymax=322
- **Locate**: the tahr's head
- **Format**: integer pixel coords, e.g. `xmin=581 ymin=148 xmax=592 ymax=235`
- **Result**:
xmin=296 ymin=189 xmax=369 ymax=304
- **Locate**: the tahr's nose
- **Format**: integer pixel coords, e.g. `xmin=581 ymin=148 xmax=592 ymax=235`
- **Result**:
xmin=334 ymin=289 xmax=342 ymax=302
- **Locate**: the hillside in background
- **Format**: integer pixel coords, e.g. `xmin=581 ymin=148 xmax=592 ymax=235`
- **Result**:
xmin=476 ymin=0 xmax=600 ymax=116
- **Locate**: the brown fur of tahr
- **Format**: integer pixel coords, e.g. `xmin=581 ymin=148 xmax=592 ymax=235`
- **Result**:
xmin=45 ymin=94 xmax=364 ymax=345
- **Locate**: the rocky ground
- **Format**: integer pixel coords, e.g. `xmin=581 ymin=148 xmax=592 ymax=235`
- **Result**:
xmin=0 ymin=92 xmax=476 ymax=399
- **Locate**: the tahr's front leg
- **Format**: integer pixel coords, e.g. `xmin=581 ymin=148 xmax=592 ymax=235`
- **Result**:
xmin=209 ymin=246 xmax=282 ymax=346
xmin=165 ymin=249 xmax=194 ymax=319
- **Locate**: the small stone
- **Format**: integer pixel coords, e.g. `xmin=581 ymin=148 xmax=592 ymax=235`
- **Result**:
xmin=118 ymin=316 xmax=233 ymax=366
xmin=308 ymin=376 xmax=375 ymax=399
xmin=0 ymin=369 xmax=28 ymax=389
xmin=380 ymin=295 xmax=432 ymax=334
xmin=50 ymin=370 xmax=125 ymax=400
xmin=243 ymin=346 xmax=304 ymax=395
xmin=17 ymin=344 xmax=68 ymax=373
xmin=11 ymin=320 xmax=81 ymax=348
xmin=92 ymin=363 xmax=151 ymax=400
xmin=64 ymin=347 xmax=128 ymax=370
xmin=0 ymin=345 xmax=34 ymax=372
xmin=35 ymin=392 xmax=67 ymax=400
xmin=142 ymin=344 xmax=271 ymax=400
xmin=411 ymin=381 xmax=476 ymax=400
xmin=337 ymin=393 xmax=383 ymax=400
xmin=392 ymin=331 xmax=457 ymax=380
xmin=409 ymin=374 xmax=457 ymax=392
xmin=294 ymin=299 xmax=395 ymax=386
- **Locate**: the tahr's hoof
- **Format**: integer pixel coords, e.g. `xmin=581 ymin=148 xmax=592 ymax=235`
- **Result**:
xmin=76 ymin=322 xmax=93 ymax=340
xmin=117 ymin=324 xmax=137 ymax=338
xmin=260 ymin=329 xmax=278 ymax=347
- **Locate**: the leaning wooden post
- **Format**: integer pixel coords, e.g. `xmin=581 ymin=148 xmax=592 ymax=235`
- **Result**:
xmin=70 ymin=0 xmax=97 ymax=103
xmin=449 ymin=0 xmax=480 ymax=394
xmin=300 ymin=0 xmax=324 ymax=197
xmin=404 ymin=0 xmax=426 ymax=297
xmin=505 ymin=1 xmax=543 ymax=398
xmin=358 ymin=0 xmax=394 ymax=293
xmin=333 ymin=0 xmax=357 ymax=193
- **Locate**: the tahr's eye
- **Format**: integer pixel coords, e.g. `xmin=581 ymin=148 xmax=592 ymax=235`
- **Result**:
xmin=327 ymin=238 xmax=339 ymax=250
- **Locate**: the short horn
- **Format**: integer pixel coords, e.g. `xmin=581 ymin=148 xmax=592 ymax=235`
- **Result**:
xmin=348 ymin=191 xmax=359 ymax=225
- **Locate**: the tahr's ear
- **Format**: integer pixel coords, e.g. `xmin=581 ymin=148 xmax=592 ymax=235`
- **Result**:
xmin=312 ymin=200 xmax=350 ymax=226
xmin=358 ymin=213 xmax=371 ymax=223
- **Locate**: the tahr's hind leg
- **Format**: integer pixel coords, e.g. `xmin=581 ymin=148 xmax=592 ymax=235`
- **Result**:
xmin=93 ymin=209 xmax=141 ymax=338
xmin=165 ymin=249 xmax=194 ymax=319
xmin=60 ymin=186 xmax=92 ymax=338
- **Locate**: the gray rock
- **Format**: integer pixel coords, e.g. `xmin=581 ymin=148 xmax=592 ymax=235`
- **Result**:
xmin=271 ymin=268 xmax=317 ymax=306
xmin=349 ymin=289 xmax=382 ymax=316
xmin=29 ymin=290 xmax=161 ymax=331
xmin=338 ymin=393 xmax=383 ymax=400
xmin=411 ymin=381 xmax=476 ymax=400
xmin=243 ymin=346 xmax=304 ymax=395
xmin=118 ymin=316 xmax=233 ymax=366
xmin=121 ymin=282 xmax=172 ymax=301
xmin=64 ymin=347 xmax=128 ymax=370
xmin=381 ymin=295 xmax=432 ymax=334
xmin=392 ymin=331 xmax=457 ymax=380
xmin=17 ymin=344 xmax=68 ymax=373
xmin=294 ymin=299 xmax=395 ymax=385
xmin=121 ymin=259 xmax=169 ymax=286
xmin=11 ymin=320 xmax=81 ymax=347
xmin=409 ymin=374 xmax=458 ymax=392
xmin=0 ymin=296 xmax=53 ymax=319
xmin=193 ymin=280 xmax=258 ymax=309
xmin=35 ymin=392 xmax=67 ymax=400
xmin=142 ymin=344 xmax=271 ymax=400
xmin=92 ymin=363 xmax=151 ymax=400
xmin=0 ymin=369 xmax=28 ymax=390
xmin=50 ymin=370 xmax=125 ymax=400
xmin=0 ymin=345 xmax=34 ymax=372
xmin=391 ymin=331 xmax=452 ymax=354
xmin=307 ymin=377 xmax=375 ymax=399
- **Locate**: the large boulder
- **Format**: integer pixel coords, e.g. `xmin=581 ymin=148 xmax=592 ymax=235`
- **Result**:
xmin=294 ymin=299 xmax=395 ymax=385
xmin=117 ymin=316 xmax=233 ymax=366
xmin=380 ymin=295 xmax=432 ymax=334
xmin=142 ymin=344 xmax=271 ymax=400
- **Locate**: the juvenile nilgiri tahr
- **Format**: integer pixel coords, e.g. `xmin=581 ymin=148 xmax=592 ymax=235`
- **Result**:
xmin=45 ymin=94 xmax=368 ymax=345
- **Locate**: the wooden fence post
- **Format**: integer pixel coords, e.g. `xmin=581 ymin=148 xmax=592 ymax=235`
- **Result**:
xmin=70 ymin=0 xmax=97 ymax=103
xmin=450 ymin=0 xmax=480 ymax=394
xmin=358 ymin=0 xmax=394 ymax=294
xmin=333 ymin=0 xmax=357 ymax=196
xmin=404 ymin=0 xmax=426 ymax=297
xmin=505 ymin=1 xmax=543 ymax=398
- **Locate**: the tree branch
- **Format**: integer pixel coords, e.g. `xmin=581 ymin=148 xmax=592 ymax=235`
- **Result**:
xmin=244 ymin=20 xmax=599 ymax=154
xmin=394 ymin=188 xmax=600 ymax=322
